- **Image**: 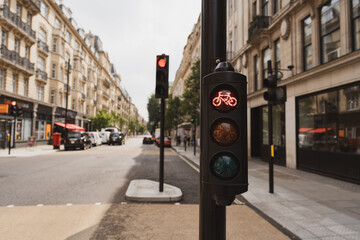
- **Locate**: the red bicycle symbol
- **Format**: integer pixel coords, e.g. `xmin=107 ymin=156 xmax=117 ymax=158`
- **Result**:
xmin=212 ymin=91 xmax=237 ymax=107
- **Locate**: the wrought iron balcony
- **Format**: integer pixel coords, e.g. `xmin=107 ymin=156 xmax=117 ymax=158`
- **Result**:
xmin=36 ymin=68 xmax=48 ymax=83
xmin=0 ymin=44 xmax=34 ymax=73
xmin=38 ymin=40 xmax=49 ymax=54
xmin=248 ymin=16 xmax=271 ymax=41
xmin=0 ymin=6 xmax=36 ymax=42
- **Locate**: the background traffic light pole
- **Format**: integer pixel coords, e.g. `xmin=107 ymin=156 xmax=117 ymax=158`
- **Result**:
xmin=200 ymin=1 xmax=227 ymax=239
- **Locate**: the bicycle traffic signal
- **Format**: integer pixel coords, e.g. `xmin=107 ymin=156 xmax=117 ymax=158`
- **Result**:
xmin=201 ymin=62 xmax=248 ymax=206
xmin=155 ymin=54 xmax=169 ymax=99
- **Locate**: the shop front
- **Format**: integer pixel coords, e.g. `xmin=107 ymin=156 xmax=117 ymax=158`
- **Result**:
xmin=251 ymin=103 xmax=286 ymax=166
xmin=36 ymin=105 xmax=52 ymax=142
xmin=54 ymin=107 xmax=77 ymax=124
xmin=296 ymin=82 xmax=360 ymax=183
xmin=0 ymin=96 xmax=33 ymax=148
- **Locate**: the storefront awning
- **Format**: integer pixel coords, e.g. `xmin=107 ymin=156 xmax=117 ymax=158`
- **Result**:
xmin=54 ymin=122 xmax=85 ymax=132
xmin=309 ymin=128 xmax=332 ymax=133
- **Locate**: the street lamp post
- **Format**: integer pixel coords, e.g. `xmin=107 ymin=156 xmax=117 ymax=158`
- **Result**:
xmin=64 ymin=60 xmax=71 ymax=135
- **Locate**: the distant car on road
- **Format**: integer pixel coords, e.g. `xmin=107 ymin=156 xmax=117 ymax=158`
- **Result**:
xmin=100 ymin=131 xmax=110 ymax=144
xmin=108 ymin=132 xmax=125 ymax=145
xmin=64 ymin=132 xmax=92 ymax=150
xmin=156 ymin=136 xmax=172 ymax=147
xmin=88 ymin=132 xmax=102 ymax=147
xmin=143 ymin=135 xmax=154 ymax=144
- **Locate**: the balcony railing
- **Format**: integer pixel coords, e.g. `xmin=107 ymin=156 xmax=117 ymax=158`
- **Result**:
xmin=248 ymin=16 xmax=271 ymax=41
xmin=38 ymin=40 xmax=49 ymax=53
xmin=0 ymin=44 xmax=34 ymax=72
xmin=36 ymin=68 xmax=48 ymax=82
xmin=1 ymin=6 xmax=36 ymax=40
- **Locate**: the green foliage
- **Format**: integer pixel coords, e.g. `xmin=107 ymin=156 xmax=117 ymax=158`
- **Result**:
xmin=147 ymin=94 xmax=160 ymax=134
xmin=90 ymin=109 xmax=113 ymax=131
xmin=165 ymin=94 xmax=183 ymax=133
xmin=181 ymin=59 xmax=200 ymax=125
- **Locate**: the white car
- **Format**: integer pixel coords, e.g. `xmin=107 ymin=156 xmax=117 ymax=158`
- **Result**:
xmin=89 ymin=132 xmax=102 ymax=146
xmin=99 ymin=131 xmax=110 ymax=144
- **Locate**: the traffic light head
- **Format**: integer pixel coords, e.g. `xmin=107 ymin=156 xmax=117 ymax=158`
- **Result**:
xmin=263 ymin=75 xmax=277 ymax=88
xmin=9 ymin=101 xmax=17 ymax=116
xmin=155 ymin=54 xmax=169 ymax=98
xmin=201 ymin=65 xmax=248 ymax=206
xmin=263 ymin=85 xmax=287 ymax=104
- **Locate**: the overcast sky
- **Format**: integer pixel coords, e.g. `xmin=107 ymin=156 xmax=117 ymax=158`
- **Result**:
xmin=62 ymin=0 xmax=201 ymax=121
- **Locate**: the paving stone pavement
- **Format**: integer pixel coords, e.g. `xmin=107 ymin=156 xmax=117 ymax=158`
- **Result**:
xmin=172 ymin=144 xmax=360 ymax=240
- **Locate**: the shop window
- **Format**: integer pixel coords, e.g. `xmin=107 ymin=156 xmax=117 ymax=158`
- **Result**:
xmin=352 ymin=0 xmax=360 ymax=50
xmin=297 ymin=83 xmax=360 ymax=154
xmin=320 ymin=0 xmax=340 ymax=63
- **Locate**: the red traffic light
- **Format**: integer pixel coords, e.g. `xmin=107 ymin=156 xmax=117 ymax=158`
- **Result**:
xmin=157 ymin=57 xmax=167 ymax=68
xmin=11 ymin=101 xmax=17 ymax=106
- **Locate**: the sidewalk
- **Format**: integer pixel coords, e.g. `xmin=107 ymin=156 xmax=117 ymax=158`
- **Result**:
xmin=0 ymin=144 xmax=58 ymax=158
xmin=172 ymin=144 xmax=360 ymax=240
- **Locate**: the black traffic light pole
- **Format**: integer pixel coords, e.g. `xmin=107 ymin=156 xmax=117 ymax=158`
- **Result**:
xmin=267 ymin=61 xmax=274 ymax=194
xmin=159 ymin=97 xmax=165 ymax=192
xmin=200 ymin=0 xmax=227 ymax=239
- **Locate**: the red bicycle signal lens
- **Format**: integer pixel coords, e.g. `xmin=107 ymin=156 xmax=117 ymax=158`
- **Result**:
xmin=11 ymin=101 xmax=17 ymax=106
xmin=157 ymin=58 xmax=167 ymax=68
xmin=210 ymin=85 xmax=239 ymax=113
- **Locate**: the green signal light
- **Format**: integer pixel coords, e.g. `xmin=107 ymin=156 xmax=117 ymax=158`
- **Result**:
xmin=211 ymin=152 xmax=240 ymax=180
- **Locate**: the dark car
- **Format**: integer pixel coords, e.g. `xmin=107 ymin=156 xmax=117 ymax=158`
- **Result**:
xmin=143 ymin=135 xmax=154 ymax=144
xmin=64 ymin=132 xmax=92 ymax=150
xmin=108 ymin=132 xmax=125 ymax=145
xmin=156 ymin=136 xmax=172 ymax=147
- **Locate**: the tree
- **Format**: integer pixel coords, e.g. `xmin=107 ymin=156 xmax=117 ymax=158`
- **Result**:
xmin=182 ymin=59 xmax=200 ymax=126
xmin=90 ymin=110 xmax=113 ymax=131
xmin=165 ymin=94 xmax=183 ymax=136
xmin=147 ymin=94 xmax=160 ymax=134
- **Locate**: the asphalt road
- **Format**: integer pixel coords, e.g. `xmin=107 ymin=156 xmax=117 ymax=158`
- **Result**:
xmin=0 ymin=136 xmax=201 ymax=240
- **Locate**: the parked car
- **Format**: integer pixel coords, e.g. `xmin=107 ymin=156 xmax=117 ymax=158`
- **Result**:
xmin=143 ymin=135 xmax=154 ymax=144
xmin=156 ymin=136 xmax=172 ymax=147
xmin=87 ymin=132 xmax=96 ymax=146
xmin=108 ymin=132 xmax=125 ymax=145
xmin=90 ymin=132 xmax=102 ymax=146
xmin=64 ymin=132 xmax=92 ymax=150
xmin=100 ymin=131 xmax=111 ymax=144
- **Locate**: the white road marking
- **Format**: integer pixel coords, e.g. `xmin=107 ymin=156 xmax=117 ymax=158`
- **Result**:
xmin=66 ymin=203 xmax=72 ymax=206
xmin=120 ymin=202 xmax=127 ymax=205
xmin=6 ymin=205 xmax=14 ymax=208
xmin=95 ymin=202 xmax=101 ymax=205
xmin=175 ymin=202 xmax=181 ymax=205
xmin=37 ymin=204 xmax=44 ymax=207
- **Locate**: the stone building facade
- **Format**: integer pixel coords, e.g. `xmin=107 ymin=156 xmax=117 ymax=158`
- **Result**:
xmin=0 ymin=0 xmax=138 ymax=148
xmin=227 ymin=0 xmax=360 ymax=183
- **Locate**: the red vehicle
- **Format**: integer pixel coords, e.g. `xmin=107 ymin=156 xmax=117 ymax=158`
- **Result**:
xmin=156 ymin=137 xmax=172 ymax=147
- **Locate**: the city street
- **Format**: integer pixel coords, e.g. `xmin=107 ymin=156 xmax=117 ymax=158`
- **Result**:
xmin=0 ymin=137 xmax=289 ymax=240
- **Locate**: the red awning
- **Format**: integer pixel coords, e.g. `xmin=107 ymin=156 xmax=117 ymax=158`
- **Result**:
xmin=309 ymin=128 xmax=332 ymax=133
xmin=54 ymin=122 xmax=85 ymax=132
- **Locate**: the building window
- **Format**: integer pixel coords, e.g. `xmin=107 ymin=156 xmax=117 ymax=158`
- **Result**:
xmin=53 ymin=38 xmax=57 ymax=53
xmin=52 ymin=64 xmax=56 ymax=79
xmin=0 ymin=69 xmax=4 ymax=89
xmin=39 ymin=28 xmax=46 ymax=43
xmin=1 ymin=30 xmax=7 ymax=46
xmin=51 ymin=90 xmax=55 ymax=104
xmin=73 ymin=58 xmax=78 ymax=70
xmin=60 ymin=67 xmax=63 ymax=82
xmin=262 ymin=47 xmax=271 ymax=84
xmin=55 ymin=17 xmax=61 ymax=29
xmin=40 ymin=1 xmax=48 ymax=18
xmin=37 ymin=85 xmax=44 ymax=101
xmin=24 ymin=78 xmax=28 ymax=96
xmin=16 ymin=3 xmax=22 ymax=17
xmin=253 ymin=1 xmax=257 ymax=18
xmin=72 ymin=99 xmax=75 ymax=110
xmin=297 ymin=82 xmax=360 ymax=154
xmin=254 ymin=55 xmax=259 ymax=91
xmin=273 ymin=0 xmax=279 ymax=14
xmin=27 ymin=12 xmax=32 ymax=25
xmin=59 ymin=92 xmax=62 ymax=107
xmin=25 ymin=45 xmax=30 ymax=59
xmin=14 ymin=38 xmax=20 ymax=53
xmin=274 ymin=38 xmax=281 ymax=70
xmin=75 ymin=41 xmax=79 ymax=50
xmin=352 ymin=0 xmax=360 ymax=50
xmin=65 ymin=31 xmax=71 ymax=43
xmin=320 ymin=0 xmax=340 ymax=63
xmin=262 ymin=0 xmax=269 ymax=16
xmin=38 ymin=56 xmax=45 ymax=71
xmin=303 ymin=16 xmax=312 ymax=71
xmin=12 ymin=74 xmax=17 ymax=93
xmin=72 ymin=79 xmax=76 ymax=90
